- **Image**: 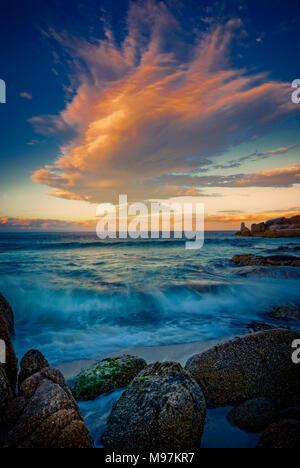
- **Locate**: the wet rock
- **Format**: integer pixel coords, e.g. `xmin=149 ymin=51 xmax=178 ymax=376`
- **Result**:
xmin=227 ymin=398 xmax=278 ymax=433
xmin=185 ymin=329 xmax=300 ymax=408
xmin=279 ymin=409 xmax=300 ymax=421
xmin=246 ymin=322 xmax=276 ymax=333
xmin=18 ymin=350 xmax=49 ymax=389
xmin=257 ymin=420 xmax=300 ymax=448
xmin=0 ymin=299 xmax=18 ymax=392
xmin=101 ymin=361 xmax=206 ymax=449
xmin=72 ymin=355 xmax=147 ymax=401
xmin=268 ymin=305 xmax=300 ymax=321
xmin=0 ymin=293 xmax=14 ymax=336
xmin=0 ymin=364 xmax=94 ymax=448
xmin=275 ymin=245 xmax=300 ymax=252
xmin=232 ymin=254 xmax=300 ymax=267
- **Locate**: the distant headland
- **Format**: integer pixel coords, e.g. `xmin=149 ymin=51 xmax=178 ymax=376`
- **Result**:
xmin=236 ymin=215 xmax=300 ymax=238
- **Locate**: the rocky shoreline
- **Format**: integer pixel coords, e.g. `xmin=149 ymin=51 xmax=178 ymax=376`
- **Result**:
xmin=0 ymin=302 xmax=94 ymax=448
xmin=236 ymin=215 xmax=300 ymax=238
xmin=0 ymin=290 xmax=300 ymax=448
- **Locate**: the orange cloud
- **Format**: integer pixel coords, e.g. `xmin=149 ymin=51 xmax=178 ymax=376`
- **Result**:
xmin=31 ymin=2 xmax=298 ymax=204
xmin=234 ymin=164 xmax=300 ymax=187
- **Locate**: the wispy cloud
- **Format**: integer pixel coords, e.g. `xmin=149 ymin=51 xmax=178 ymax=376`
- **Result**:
xmin=233 ymin=163 xmax=300 ymax=187
xmin=213 ymin=145 xmax=298 ymax=170
xmin=31 ymin=1 xmax=298 ymax=203
xmin=156 ymin=163 xmax=300 ymax=188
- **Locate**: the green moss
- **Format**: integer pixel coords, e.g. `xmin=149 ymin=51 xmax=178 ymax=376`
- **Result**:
xmin=71 ymin=355 xmax=146 ymax=401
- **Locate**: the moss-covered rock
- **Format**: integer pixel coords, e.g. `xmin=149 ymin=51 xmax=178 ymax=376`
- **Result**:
xmin=72 ymin=355 xmax=147 ymax=401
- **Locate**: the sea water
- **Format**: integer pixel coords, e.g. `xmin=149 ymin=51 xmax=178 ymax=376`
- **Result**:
xmin=0 ymin=231 xmax=299 ymax=365
xmin=1 ymin=231 xmax=299 ymax=448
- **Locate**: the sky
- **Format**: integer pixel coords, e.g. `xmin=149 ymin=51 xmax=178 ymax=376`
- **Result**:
xmin=0 ymin=0 xmax=300 ymax=231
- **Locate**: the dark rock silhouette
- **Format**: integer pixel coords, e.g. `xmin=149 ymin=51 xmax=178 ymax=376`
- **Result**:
xmin=257 ymin=420 xmax=300 ymax=448
xmin=0 ymin=365 xmax=13 ymax=416
xmin=227 ymin=398 xmax=278 ymax=433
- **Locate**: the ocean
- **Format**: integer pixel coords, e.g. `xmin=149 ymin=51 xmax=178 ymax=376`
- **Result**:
xmin=0 ymin=231 xmax=299 ymax=367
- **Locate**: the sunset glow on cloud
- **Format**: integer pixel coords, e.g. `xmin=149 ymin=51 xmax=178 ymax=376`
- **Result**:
xmin=1 ymin=0 xmax=299 ymax=231
xmin=31 ymin=1 xmax=298 ymax=205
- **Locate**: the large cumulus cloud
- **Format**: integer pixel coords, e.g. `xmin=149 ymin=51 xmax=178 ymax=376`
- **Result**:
xmin=31 ymin=1 xmax=298 ymax=203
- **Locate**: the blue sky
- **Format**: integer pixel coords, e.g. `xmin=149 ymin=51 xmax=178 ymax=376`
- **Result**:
xmin=0 ymin=0 xmax=300 ymax=230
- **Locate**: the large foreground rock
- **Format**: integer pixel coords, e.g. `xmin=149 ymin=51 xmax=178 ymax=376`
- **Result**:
xmin=257 ymin=420 xmax=300 ymax=448
xmin=101 ymin=362 xmax=206 ymax=449
xmin=0 ymin=365 xmax=94 ymax=448
xmin=185 ymin=329 xmax=300 ymax=408
xmin=0 ymin=298 xmax=18 ymax=391
xmin=72 ymin=355 xmax=147 ymax=401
